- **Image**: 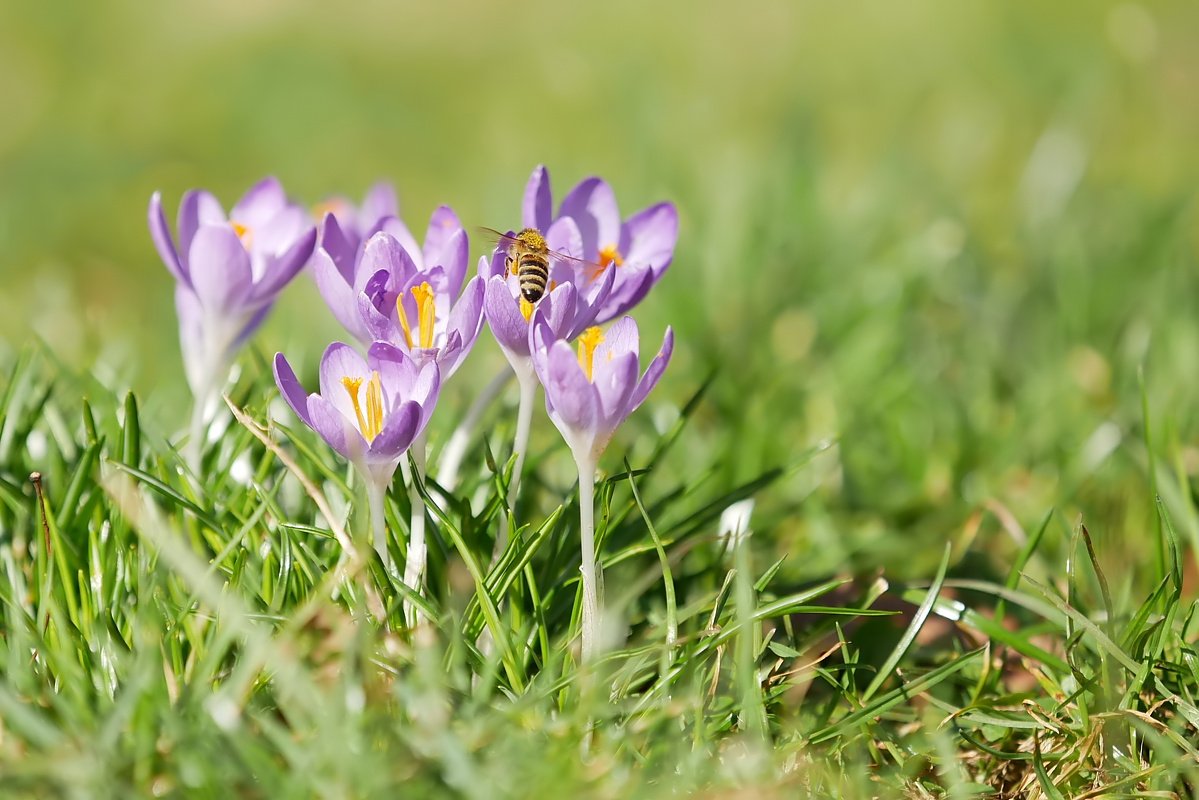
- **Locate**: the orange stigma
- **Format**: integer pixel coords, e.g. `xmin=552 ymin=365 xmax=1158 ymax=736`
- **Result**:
xmin=520 ymin=297 xmax=535 ymax=322
xmin=577 ymin=327 xmax=605 ymax=382
xmin=591 ymin=244 xmax=624 ymax=281
xmin=232 ymin=222 xmax=253 ymax=251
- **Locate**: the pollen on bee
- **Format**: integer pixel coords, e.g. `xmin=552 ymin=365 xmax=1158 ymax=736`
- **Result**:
xmin=518 ymin=228 xmax=546 ymax=250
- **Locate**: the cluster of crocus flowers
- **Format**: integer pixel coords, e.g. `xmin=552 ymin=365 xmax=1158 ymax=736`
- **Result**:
xmin=149 ymin=167 xmax=678 ymax=655
xmin=148 ymin=177 xmax=317 ymax=470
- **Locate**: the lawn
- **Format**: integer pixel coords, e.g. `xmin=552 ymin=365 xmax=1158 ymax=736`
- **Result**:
xmin=2 ymin=1 xmax=1199 ymax=797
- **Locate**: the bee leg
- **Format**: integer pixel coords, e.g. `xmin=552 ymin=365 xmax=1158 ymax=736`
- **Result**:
xmin=506 ymin=255 xmax=517 ymax=276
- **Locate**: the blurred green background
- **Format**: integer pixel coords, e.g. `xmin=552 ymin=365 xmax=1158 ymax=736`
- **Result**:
xmin=3 ymin=0 xmax=1199 ymax=582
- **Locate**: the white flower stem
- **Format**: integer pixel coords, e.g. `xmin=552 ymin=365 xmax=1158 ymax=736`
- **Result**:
xmin=435 ymin=365 xmax=513 ymax=492
xmin=575 ymin=453 xmax=600 ymax=663
xmin=404 ymin=430 xmax=429 ymax=625
xmin=507 ymin=368 xmax=539 ymax=513
xmin=185 ymin=391 xmax=210 ymax=476
xmin=366 ymin=479 xmax=390 ymax=572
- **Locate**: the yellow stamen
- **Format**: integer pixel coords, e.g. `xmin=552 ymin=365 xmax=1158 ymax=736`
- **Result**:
xmin=340 ymin=377 xmax=368 ymax=438
xmin=341 ymin=373 xmax=385 ymax=442
xmin=520 ymin=297 xmax=535 ymax=322
xmin=364 ymin=371 xmax=384 ymax=441
xmin=590 ymin=244 xmax=624 ymax=281
xmin=232 ymin=222 xmax=253 ymax=251
xmin=577 ymin=327 xmax=605 ymax=382
xmin=412 ymin=282 xmax=436 ymax=350
xmin=395 ymin=294 xmax=414 ymax=350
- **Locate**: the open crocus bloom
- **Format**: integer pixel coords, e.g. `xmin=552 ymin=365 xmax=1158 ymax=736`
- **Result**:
xmin=273 ymin=342 xmax=441 ymax=487
xmin=523 ymin=165 xmax=678 ymax=324
xmin=315 ymin=205 xmax=470 ymax=351
xmin=530 ymin=312 xmax=673 ymax=464
xmin=148 ymin=178 xmax=317 ymax=401
xmin=481 ymin=219 xmax=615 ymax=368
xmin=350 ymin=233 xmax=485 ymax=381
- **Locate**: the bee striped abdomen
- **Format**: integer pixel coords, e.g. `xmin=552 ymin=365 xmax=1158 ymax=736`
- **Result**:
xmin=518 ymin=255 xmax=550 ymax=303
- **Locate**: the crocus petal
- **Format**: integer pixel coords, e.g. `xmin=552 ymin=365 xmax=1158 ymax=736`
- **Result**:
xmin=174 ymin=284 xmax=205 ymax=394
xmin=188 ymin=224 xmax=254 ymax=315
xmin=546 ymin=215 xmax=584 ymax=261
xmin=436 ymin=330 xmax=466 ymax=379
xmin=410 ymin=359 xmax=441 ymax=406
xmin=376 ymin=217 xmax=423 ymax=272
xmin=566 ymin=263 xmax=616 ymax=340
xmin=624 ymin=202 xmax=678 ymax=279
xmin=361 ymin=181 xmax=399 ymax=229
xmin=273 ymin=352 xmax=313 ymax=427
xmin=593 ymin=350 xmax=640 ymax=434
xmin=233 ymin=301 xmax=273 ymax=348
xmin=252 ymin=225 xmax=316 ymax=302
xmin=360 ymin=231 xmax=418 ymax=291
xmin=596 ymin=315 xmax=640 ymax=365
xmin=479 ymin=250 xmax=508 ymax=281
xmin=148 ymin=192 xmax=186 ymax=284
xmin=315 ymin=248 xmax=370 ymax=345
xmin=368 ymin=400 xmax=420 ymax=461
xmin=445 ymin=275 xmax=485 ymax=352
xmin=319 ymin=342 xmax=371 ymax=430
xmin=423 ymin=206 xmax=463 ymax=266
xmin=539 ymin=282 xmax=577 ymax=341
xmin=629 ymin=326 xmax=674 ymax=413
xmin=358 ymin=292 xmax=401 ymax=346
xmin=307 ymin=393 xmax=366 ymax=464
xmin=484 ymin=275 xmax=532 ymax=358
xmin=559 ymin=177 xmax=621 ymax=256
xmin=595 ymin=266 xmax=654 ymax=324
xmin=254 ymin=206 xmax=311 ymax=260
xmin=367 ymin=341 xmax=419 ymax=403
xmin=319 ymin=212 xmax=358 ymax=283
xmin=540 ymin=339 xmax=599 ymax=443
xmin=435 ymin=228 xmax=469 ymax=299
xmin=522 ymin=165 xmax=553 ymax=231
xmin=177 ymin=189 xmax=226 ymax=273
xmin=231 ymin=176 xmax=288 ymax=229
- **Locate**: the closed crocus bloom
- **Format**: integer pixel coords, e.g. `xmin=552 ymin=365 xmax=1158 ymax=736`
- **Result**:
xmin=274 ymin=342 xmax=440 ymax=569
xmin=316 ymin=205 xmax=471 ymax=352
xmin=530 ymin=311 xmax=673 ymax=661
xmin=148 ymin=177 xmax=317 ymax=469
xmin=523 ymin=165 xmax=678 ymax=323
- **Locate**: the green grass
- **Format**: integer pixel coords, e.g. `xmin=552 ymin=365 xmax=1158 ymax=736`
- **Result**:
xmin=4 ymin=0 xmax=1199 ymax=796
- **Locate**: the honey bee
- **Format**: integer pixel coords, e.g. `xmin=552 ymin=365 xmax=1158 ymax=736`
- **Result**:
xmin=479 ymin=227 xmax=603 ymax=304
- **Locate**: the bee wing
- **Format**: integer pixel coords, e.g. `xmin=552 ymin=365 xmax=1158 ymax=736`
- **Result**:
xmin=477 ymin=226 xmax=607 ymax=279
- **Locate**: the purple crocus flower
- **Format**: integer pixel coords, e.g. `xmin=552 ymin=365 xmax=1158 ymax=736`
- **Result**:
xmin=315 ymin=205 xmax=471 ymax=354
xmin=531 ymin=314 xmax=673 ymax=466
xmin=523 ymin=165 xmax=678 ymax=323
xmin=530 ymin=311 xmax=673 ymax=661
xmin=148 ymin=177 xmax=316 ymax=468
xmin=274 ymin=342 xmax=441 ymax=566
xmin=350 ymin=233 xmax=484 ymax=381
